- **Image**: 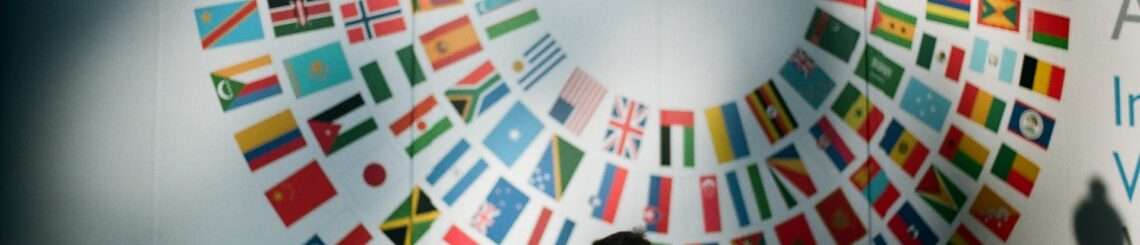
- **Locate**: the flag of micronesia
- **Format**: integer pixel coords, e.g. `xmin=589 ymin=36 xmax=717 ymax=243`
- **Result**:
xmin=899 ymin=78 xmax=951 ymax=131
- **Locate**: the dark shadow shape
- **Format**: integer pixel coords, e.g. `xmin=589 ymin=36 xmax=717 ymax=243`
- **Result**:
xmin=593 ymin=230 xmax=650 ymax=245
xmin=1073 ymin=177 xmax=1129 ymax=244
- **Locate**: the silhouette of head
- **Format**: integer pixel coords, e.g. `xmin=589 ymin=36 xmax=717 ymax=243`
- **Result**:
xmin=1073 ymin=177 xmax=1126 ymax=245
xmin=1090 ymin=178 xmax=1106 ymax=200
xmin=594 ymin=230 xmax=650 ymax=245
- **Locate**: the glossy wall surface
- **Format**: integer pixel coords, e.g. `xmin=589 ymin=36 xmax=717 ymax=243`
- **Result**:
xmin=155 ymin=0 xmax=1138 ymax=244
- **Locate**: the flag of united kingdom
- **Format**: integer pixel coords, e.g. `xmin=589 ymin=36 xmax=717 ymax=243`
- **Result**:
xmin=604 ymin=96 xmax=648 ymax=160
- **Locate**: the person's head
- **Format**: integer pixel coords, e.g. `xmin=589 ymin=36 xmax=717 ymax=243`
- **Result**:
xmin=593 ymin=230 xmax=650 ymax=245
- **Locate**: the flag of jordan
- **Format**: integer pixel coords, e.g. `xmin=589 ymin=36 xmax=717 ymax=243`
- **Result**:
xmin=308 ymin=93 xmax=377 ymax=155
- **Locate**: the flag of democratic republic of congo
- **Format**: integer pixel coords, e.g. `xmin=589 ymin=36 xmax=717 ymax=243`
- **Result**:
xmin=446 ymin=61 xmax=510 ymax=123
xmin=195 ymin=0 xmax=263 ymax=49
xmin=940 ymin=125 xmax=990 ymax=179
xmin=746 ymin=80 xmax=798 ymax=144
xmin=871 ymin=2 xmax=917 ymax=49
xmin=706 ymin=103 xmax=750 ymax=164
xmin=211 ymin=54 xmax=281 ymax=112
xmin=268 ymin=0 xmax=335 ymax=37
xmin=390 ymin=96 xmax=454 ymax=156
xmin=234 ymin=110 xmax=307 ymax=172
xmin=879 ymin=119 xmax=929 ymax=177
xmin=1007 ymin=100 xmax=1056 ymax=149
xmin=308 ymin=93 xmax=378 ymax=155
xmin=381 ymin=187 xmax=439 ymax=245
xmin=529 ymin=135 xmax=584 ymax=200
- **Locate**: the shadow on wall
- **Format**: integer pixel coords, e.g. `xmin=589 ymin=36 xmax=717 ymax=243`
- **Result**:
xmin=1073 ymin=177 xmax=1130 ymax=244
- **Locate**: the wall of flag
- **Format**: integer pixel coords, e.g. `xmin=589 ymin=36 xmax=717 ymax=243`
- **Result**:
xmin=163 ymin=0 xmax=1089 ymax=244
